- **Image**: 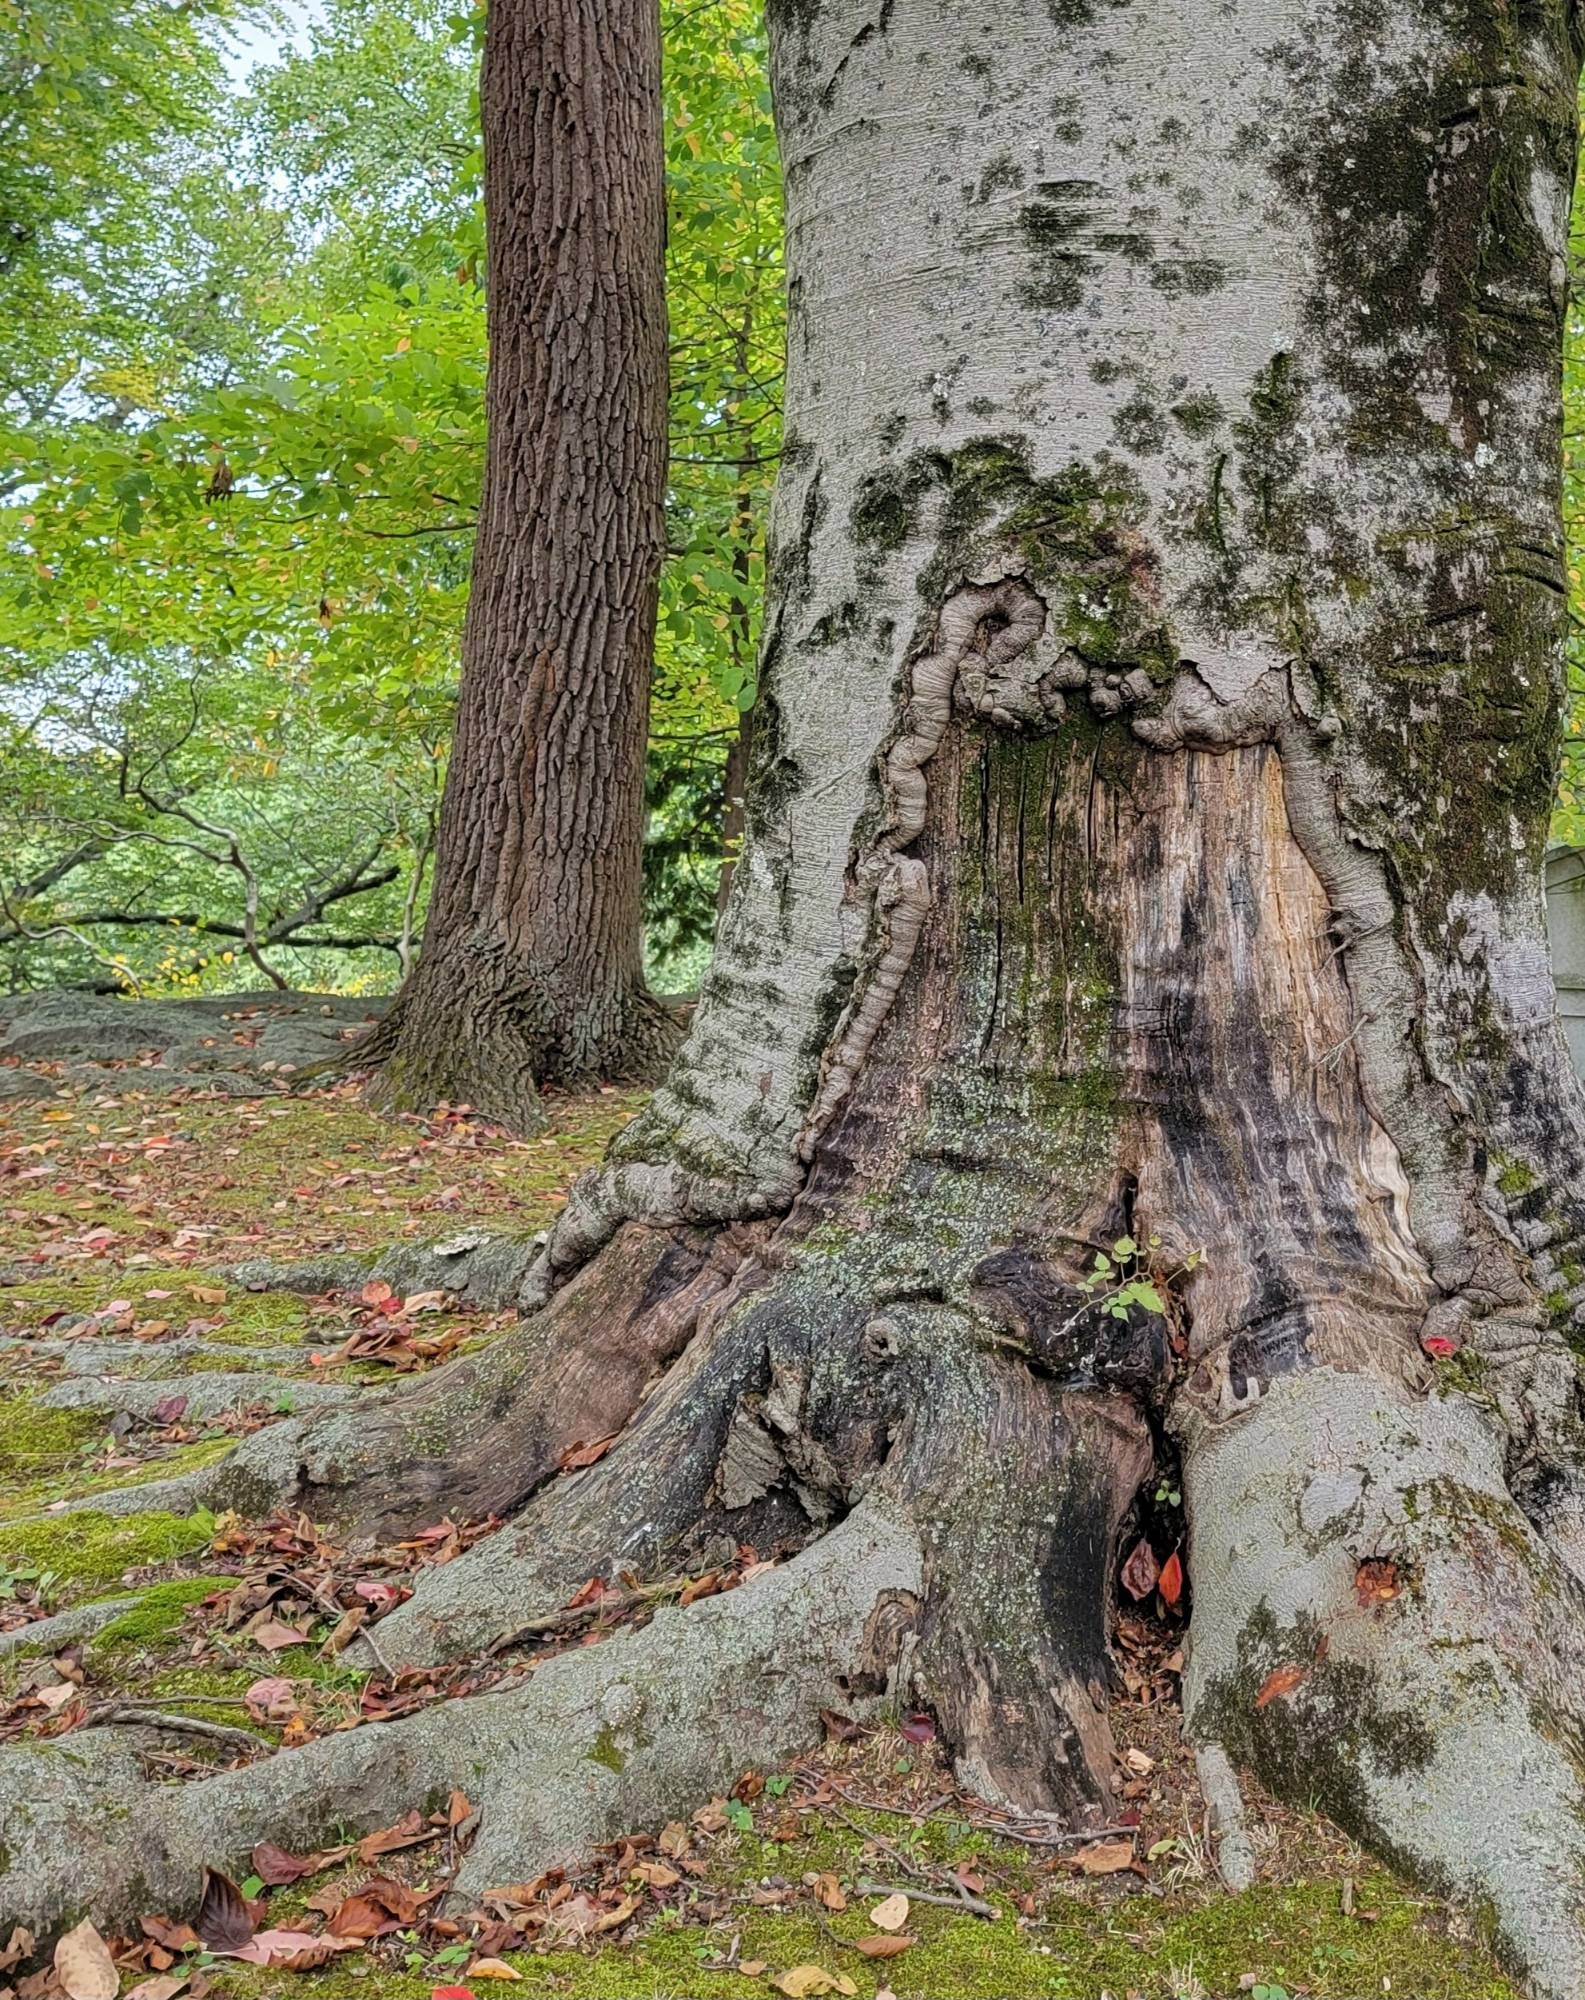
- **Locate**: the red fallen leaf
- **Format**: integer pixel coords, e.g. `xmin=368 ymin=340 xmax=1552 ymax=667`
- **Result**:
xmin=1120 ymin=1538 xmax=1160 ymax=1601
xmin=251 ymin=1840 xmax=323 ymax=1886
xmin=195 ymin=1867 xmax=257 ymax=1952
xmin=1421 ymin=1334 xmax=1459 ymax=1359
xmin=432 ymin=1988 xmax=478 ymax=1999
xmin=243 ymin=1676 xmax=296 ymax=1722
xmin=1158 ymin=1549 xmax=1184 ymax=1608
xmin=563 ymin=1575 xmax=614 ymax=1611
xmin=354 ymin=1579 xmax=402 ymax=1609
xmin=558 ymin=1432 xmax=618 ymax=1472
xmin=899 ymin=1711 xmax=936 ymax=1743
xmin=1254 ymin=1662 xmax=1308 ymax=1709
xmin=1356 ymin=1557 xmax=1401 ymax=1608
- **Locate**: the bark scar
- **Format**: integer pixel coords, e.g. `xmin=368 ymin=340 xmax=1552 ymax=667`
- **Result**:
xmin=797 ymin=575 xmax=1049 ymax=1161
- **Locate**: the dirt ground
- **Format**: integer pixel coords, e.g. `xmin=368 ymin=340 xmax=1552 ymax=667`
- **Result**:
xmin=0 ymin=999 xmax=1521 ymax=2000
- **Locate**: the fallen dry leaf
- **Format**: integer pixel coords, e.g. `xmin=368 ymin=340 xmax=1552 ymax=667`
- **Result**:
xmin=1073 ymin=1839 xmax=1136 ymax=1876
xmin=1355 ymin=1557 xmax=1401 ymax=1608
xmin=249 ymin=1617 xmax=312 ymax=1652
xmin=591 ymin=1893 xmax=642 ymax=1935
xmin=771 ymin=1969 xmax=857 ymax=1999
xmin=813 ymin=1873 xmax=846 ymax=1913
xmin=868 ymin=1892 xmax=909 ymax=1932
xmin=53 ymin=1919 xmax=119 ymax=2000
xmin=241 ymin=1676 xmax=295 ymax=1722
xmin=326 ymin=1877 xmax=432 ymax=1939
xmin=124 ymin=1978 xmax=187 ymax=2000
xmin=1120 ymin=1537 xmax=1160 ymax=1601
xmin=854 ymin=1935 xmax=915 ymax=1960
xmin=356 ymin=1808 xmax=432 ymax=1862
xmin=222 ymin=1930 xmax=359 ymax=1968
xmin=137 ymin=1919 xmax=198 ymax=1955
xmin=195 ymin=1868 xmax=256 ymax=1953
xmin=464 ymin=1961 xmax=521 ymax=1981
xmin=250 ymin=1841 xmax=324 ymax=1887
xmin=558 ymin=1431 xmax=618 ymax=1472
xmin=1158 ymin=1549 xmax=1184 ymax=1608
xmin=1254 ymin=1662 xmax=1309 ymax=1709
xmin=0 ymin=1930 xmax=35 ymax=1975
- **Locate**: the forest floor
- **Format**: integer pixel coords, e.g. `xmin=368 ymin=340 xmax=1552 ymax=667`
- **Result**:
xmin=0 ymin=1002 xmax=1524 ymax=2000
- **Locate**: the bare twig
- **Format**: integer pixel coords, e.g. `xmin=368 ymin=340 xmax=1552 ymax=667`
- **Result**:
xmin=86 ymin=1705 xmax=269 ymax=1751
xmin=855 ymin=1877 xmax=998 ymax=1920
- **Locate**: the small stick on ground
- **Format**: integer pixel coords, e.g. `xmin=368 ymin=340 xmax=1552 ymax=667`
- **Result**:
xmin=86 ymin=1706 xmax=271 ymax=1752
xmin=856 ymin=1877 xmax=998 ymax=1920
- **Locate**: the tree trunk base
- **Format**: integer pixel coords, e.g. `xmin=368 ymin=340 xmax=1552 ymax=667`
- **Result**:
xmin=348 ymin=945 xmax=682 ymax=1136
xmin=12 ymin=1222 xmax=1585 ymax=1998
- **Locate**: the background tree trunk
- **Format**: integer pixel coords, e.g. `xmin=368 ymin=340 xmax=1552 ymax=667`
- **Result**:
xmin=19 ymin=6 xmax=1585 ymax=1994
xmin=359 ymin=0 xmax=678 ymax=1131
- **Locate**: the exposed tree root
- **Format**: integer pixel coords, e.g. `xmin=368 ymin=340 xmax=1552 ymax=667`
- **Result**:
xmin=38 ymin=1374 xmax=348 ymax=1422
xmin=228 ymin=1227 xmax=547 ymax=1314
xmin=0 ymin=1501 xmax=921 ymax=1934
xmin=0 ymin=1598 xmax=139 ymax=1661
xmin=1182 ymin=1369 xmax=1585 ymax=2000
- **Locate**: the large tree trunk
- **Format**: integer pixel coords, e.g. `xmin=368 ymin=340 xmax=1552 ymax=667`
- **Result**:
xmin=15 ymin=4 xmax=1585 ymax=1993
xmin=358 ymin=0 xmax=679 ymax=1131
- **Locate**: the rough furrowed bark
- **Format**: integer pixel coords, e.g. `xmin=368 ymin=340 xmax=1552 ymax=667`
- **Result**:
xmin=196 ymin=1222 xmax=751 ymax=1539
xmin=0 ymin=1502 xmax=923 ymax=1936
xmin=348 ymin=0 xmax=676 ymax=1130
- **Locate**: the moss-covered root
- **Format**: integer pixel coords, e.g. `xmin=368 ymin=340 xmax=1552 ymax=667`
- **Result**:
xmin=0 ymin=1502 xmax=920 ymax=1937
xmin=1182 ymin=1369 xmax=1585 ymax=2000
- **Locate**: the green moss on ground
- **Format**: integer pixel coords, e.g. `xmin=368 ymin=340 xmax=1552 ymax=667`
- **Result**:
xmin=0 ymin=1506 xmax=210 ymax=1604
xmin=212 ymin=1870 xmax=1513 ymax=2000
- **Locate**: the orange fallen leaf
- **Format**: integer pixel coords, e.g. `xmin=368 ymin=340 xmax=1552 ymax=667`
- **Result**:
xmin=1073 ymin=1838 xmax=1135 ymax=1876
xmin=559 ymin=1432 xmax=619 ymax=1472
xmin=1158 ymin=1549 xmax=1184 ymax=1608
xmin=1355 ymin=1558 xmax=1400 ymax=1608
xmin=854 ymin=1934 xmax=915 ymax=1959
xmin=1255 ymin=1662 xmax=1308 ymax=1708
xmin=465 ymin=1959 xmax=522 ymax=1981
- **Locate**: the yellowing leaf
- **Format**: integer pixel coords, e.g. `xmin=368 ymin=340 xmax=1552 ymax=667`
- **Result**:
xmin=465 ymin=1959 xmax=522 ymax=1980
xmin=771 ymin=1968 xmax=857 ymax=1999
